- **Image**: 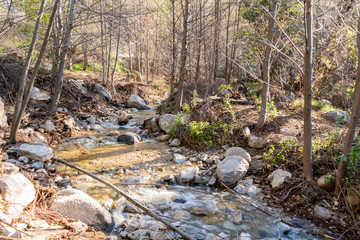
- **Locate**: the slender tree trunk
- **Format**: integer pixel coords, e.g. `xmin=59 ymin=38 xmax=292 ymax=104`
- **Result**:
xmin=52 ymin=0 xmax=62 ymax=77
xmin=83 ymin=41 xmax=88 ymax=71
xmin=334 ymin=17 xmax=360 ymax=196
xmin=10 ymin=0 xmax=47 ymax=144
xmin=303 ymin=0 xmax=313 ymax=180
xmin=175 ymin=0 xmax=189 ymax=112
xmin=194 ymin=0 xmax=203 ymax=88
xmin=10 ymin=0 xmax=60 ymax=143
xmin=127 ymin=33 xmax=133 ymax=72
xmin=256 ymin=0 xmax=277 ymax=130
xmin=228 ymin=1 xmax=241 ymax=82
xmin=212 ymin=0 xmax=220 ymax=82
xmin=224 ymin=0 xmax=231 ymax=84
xmin=100 ymin=0 xmax=106 ymax=85
xmin=111 ymin=29 xmax=121 ymax=88
xmin=49 ymin=0 xmax=78 ymax=113
xmin=169 ymin=0 xmax=176 ymax=100
xmin=106 ymin=23 xmax=112 ymax=84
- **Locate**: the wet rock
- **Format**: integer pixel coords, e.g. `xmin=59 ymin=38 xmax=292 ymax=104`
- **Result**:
xmin=50 ymin=188 xmax=115 ymax=229
xmin=107 ymin=131 xmax=119 ymax=136
xmin=63 ymin=117 xmax=75 ymax=129
xmin=6 ymin=159 xmax=21 ymax=165
xmin=122 ymin=174 xmax=151 ymax=183
xmin=69 ymin=79 xmax=89 ymax=95
xmin=156 ymin=135 xmax=170 ymax=142
xmin=194 ymin=175 xmax=210 ymax=184
xmin=0 ymin=97 xmax=7 ymax=129
xmin=231 ymin=210 xmax=243 ymax=224
xmin=95 ymin=83 xmax=112 ymax=101
xmin=117 ymin=132 xmax=141 ymax=144
xmin=169 ymin=138 xmax=181 ymax=147
xmin=325 ymin=110 xmax=350 ymax=123
xmin=180 ymin=167 xmax=199 ymax=182
xmin=248 ymin=135 xmax=266 ymax=149
xmin=216 ymin=156 xmax=249 ymax=186
xmin=118 ymin=117 xmax=129 ymax=125
xmin=314 ymin=206 xmax=333 ymax=219
xmin=239 ymin=232 xmax=252 ymax=239
xmin=0 ymin=174 xmax=36 ymax=217
xmin=173 ymin=210 xmax=191 ymax=220
xmin=87 ymin=116 xmax=96 ymax=124
xmin=0 ymin=162 xmax=19 ymax=174
xmin=268 ymin=169 xmax=291 ymax=189
xmin=30 ymin=87 xmax=50 ymax=101
xmin=317 ymin=175 xmax=335 ymax=192
xmin=234 ymin=181 xmax=262 ymax=198
xmin=40 ymin=120 xmax=55 ymax=131
xmin=172 ymin=148 xmax=183 ymax=153
xmin=88 ymin=124 xmax=104 ymax=131
xmin=159 ymin=114 xmax=177 ymax=133
xmin=127 ymin=94 xmax=150 ymax=110
xmin=173 ymin=154 xmax=186 ymax=164
xmin=225 ymin=147 xmax=251 ymax=163
xmin=31 ymin=161 xmax=44 ymax=170
xmin=13 ymin=143 xmax=53 ymax=161
xmin=208 ymin=175 xmax=216 ymax=186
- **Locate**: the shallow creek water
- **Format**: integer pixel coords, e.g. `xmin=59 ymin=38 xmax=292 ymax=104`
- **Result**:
xmin=55 ymin=110 xmax=327 ymax=240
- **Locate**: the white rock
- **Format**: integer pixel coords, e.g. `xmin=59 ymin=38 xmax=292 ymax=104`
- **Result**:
xmin=267 ymin=169 xmax=292 ymax=189
xmin=169 ymin=138 xmax=181 ymax=147
xmin=248 ymin=136 xmax=266 ymax=149
xmin=13 ymin=143 xmax=53 ymax=161
xmin=1 ymin=162 xmax=19 ymax=174
xmin=95 ymin=83 xmax=112 ymax=101
xmin=127 ymin=94 xmax=150 ymax=110
xmin=198 ymin=154 xmax=208 ymax=161
xmin=314 ymin=206 xmax=333 ymax=219
xmin=63 ymin=117 xmax=75 ymax=129
xmin=30 ymin=87 xmax=50 ymax=101
xmin=234 ymin=183 xmax=262 ymax=198
xmin=240 ymin=232 xmax=252 ymax=240
xmin=225 ymin=147 xmax=251 ymax=163
xmin=40 ymin=120 xmax=55 ymax=131
xmin=216 ymin=156 xmax=249 ymax=186
xmin=180 ymin=167 xmax=199 ymax=182
xmin=50 ymin=188 xmax=115 ymax=229
xmin=280 ymin=128 xmax=297 ymax=136
xmin=173 ymin=210 xmax=191 ymax=220
xmin=173 ymin=154 xmax=186 ymax=164
xmin=325 ymin=110 xmax=350 ymax=123
xmin=18 ymin=156 xmax=29 ymax=164
xmin=0 ymin=174 xmax=36 ymax=217
xmin=0 ymin=97 xmax=7 ymax=129
xmin=159 ymin=114 xmax=177 ymax=133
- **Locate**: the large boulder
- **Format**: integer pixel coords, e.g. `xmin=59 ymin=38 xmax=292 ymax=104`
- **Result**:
xmin=225 ymin=147 xmax=251 ymax=163
xmin=267 ymin=169 xmax=291 ymax=189
xmin=216 ymin=156 xmax=249 ymax=187
xmin=13 ymin=143 xmax=53 ymax=161
xmin=0 ymin=97 xmax=7 ymax=129
xmin=50 ymin=188 xmax=115 ymax=229
xmin=30 ymin=87 xmax=50 ymax=101
xmin=117 ymin=132 xmax=141 ymax=145
xmin=95 ymin=84 xmax=112 ymax=101
xmin=159 ymin=114 xmax=177 ymax=133
xmin=127 ymin=95 xmax=150 ymax=110
xmin=0 ymin=174 xmax=36 ymax=217
xmin=325 ymin=110 xmax=350 ymax=123
xmin=143 ymin=115 xmax=161 ymax=133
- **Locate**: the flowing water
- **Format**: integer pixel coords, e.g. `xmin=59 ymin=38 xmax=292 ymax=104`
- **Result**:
xmin=55 ymin=110 xmax=329 ymax=240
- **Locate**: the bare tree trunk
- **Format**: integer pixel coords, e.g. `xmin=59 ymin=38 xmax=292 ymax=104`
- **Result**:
xmin=52 ymin=0 xmax=62 ymax=77
xmin=169 ymin=0 xmax=176 ymax=100
xmin=334 ymin=17 xmax=360 ymax=196
xmin=10 ymin=0 xmax=60 ymax=143
xmin=10 ymin=0 xmax=47 ymax=144
xmin=100 ymin=0 xmax=106 ymax=85
xmin=256 ymin=0 xmax=277 ymax=130
xmin=224 ymin=0 xmax=231 ymax=84
xmin=175 ymin=0 xmax=189 ymax=112
xmin=49 ymin=0 xmax=78 ymax=113
xmin=228 ymin=1 xmax=241 ymax=82
xmin=127 ymin=33 xmax=133 ymax=72
xmin=212 ymin=0 xmax=220 ymax=82
xmin=106 ymin=23 xmax=113 ymax=84
xmin=111 ymin=29 xmax=121 ymax=89
xmin=303 ymin=0 xmax=313 ymax=180
xmin=194 ymin=0 xmax=203 ymax=88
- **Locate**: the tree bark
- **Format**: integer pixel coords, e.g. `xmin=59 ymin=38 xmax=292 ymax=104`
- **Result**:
xmin=175 ymin=0 xmax=189 ymax=112
xmin=49 ymin=0 xmax=78 ymax=113
xmin=303 ymin=0 xmax=313 ymax=180
xmin=169 ymin=0 xmax=176 ymax=100
xmin=100 ymin=0 xmax=106 ymax=85
xmin=256 ymin=0 xmax=277 ymax=130
xmin=10 ymin=0 xmax=47 ymax=144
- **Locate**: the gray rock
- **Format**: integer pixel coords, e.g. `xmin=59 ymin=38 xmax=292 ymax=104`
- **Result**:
xmin=280 ymin=128 xmax=297 ymax=136
xmin=2 ymin=152 xmax=8 ymax=161
xmin=325 ymin=110 xmax=350 ymax=123
xmin=95 ymin=83 xmax=112 ymax=101
xmin=0 ymin=97 xmax=7 ymax=129
xmin=50 ymin=188 xmax=115 ymax=229
xmin=87 ymin=116 xmax=96 ymax=124
xmin=180 ymin=167 xmax=199 ymax=182
xmin=13 ymin=143 xmax=53 ymax=161
xmin=107 ymin=131 xmax=119 ymax=136
xmin=88 ymin=124 xmax=104 ymax=131
xmin=239 ymin=233 xmax=252 ymax=240
xmin=6 ymin=159 xmax=21 ymax=165
xmin=143 ymin=116 xmax=161 ymax=133
xmin=173 ymin=210 xmax=191 ymax=220
xmin=159 ymin=114 xmax=177 ymax=133
xmin=122 ymin=174 xmax=151 ymax=183
xmin=314 ymin=206 xmax=333 ymax=219
xmin=194 ymin=175 xmax=210 ymax=184
xmin=30 ymin=87 xmax=50 ymax=101
xmin=156 ymin=135 xmax=170 ymax=142
xmin=234 ymin=182 xmax=262 ymax=198
xmin=225 ymin=147 xmax=251 ymax=163
xmin=31 ymin=161 xmax=44 ymax=170
xmin=216 ymin=156 xmax=249 ymax=186
xmin=173 ymin=154 xmax=186 ymax=164
xmin=117 ymin=132 xmax=141 ymax=145
xmin=248 ymin=136 xmax=266 ymax=149
xmin=208 ymin=175 xmax=216 ymax=186
xmin=218 ymin=89 xmax=232 ymax=98
xmin=198 ymin=154 xmax=208 ymax=162
xmin=321 ymin=99 xmax=332 ymax=106
xmin=69 ymin=79 xmax=89 ymax=95
xmin=172 ymin=148 xmax=183 ymax=153
xmin=169 ymin=138 xmax=181 ymax=147
xmin=118 ymin=117 xmax=129 ymax=125
xmin=40 ymin=120 xmax=55 ymax=131
xmin=317 ymin=175 xmax=335 ymax=192
xmin=127 ymin=94 xmax=150 ymax=110
xmin=267 ymin=169 xmax=292 ymax=189
xmin=231 ymin=210 xmax=243 ymax=224
xmin=0 ymin=174 xmax=36 ymax=217
xmin=63 ymin=117 xmax=75 ymax=129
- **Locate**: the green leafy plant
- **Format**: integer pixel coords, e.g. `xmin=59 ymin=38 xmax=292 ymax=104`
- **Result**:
xmin=267 ymin=101 xmax=278 ymax=116
xmin=217 ymin=84 xmax=232 ymax=92
xmin=264 ymin=138 xmax=298 ymax=165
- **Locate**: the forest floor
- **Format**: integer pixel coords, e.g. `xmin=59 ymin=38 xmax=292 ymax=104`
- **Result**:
xmin=0 ymin=56 xmax=359 ymax=239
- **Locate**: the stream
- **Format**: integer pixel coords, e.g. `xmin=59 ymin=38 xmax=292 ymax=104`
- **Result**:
xmin=55 ymin=109 xmax=328 ymax=240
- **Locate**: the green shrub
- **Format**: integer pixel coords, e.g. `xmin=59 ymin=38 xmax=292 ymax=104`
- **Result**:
xmin=217 ymin=84 xmax=232 ymax=92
